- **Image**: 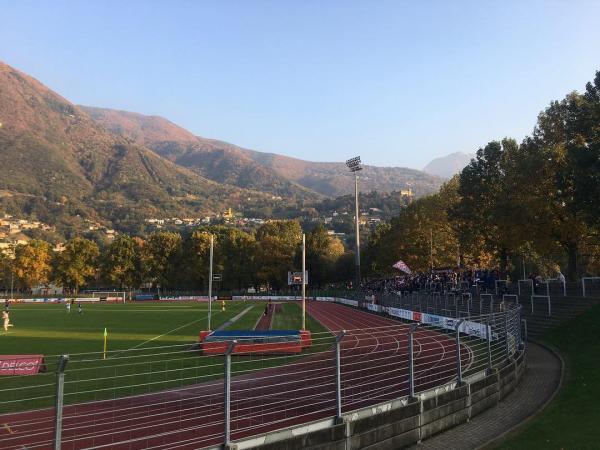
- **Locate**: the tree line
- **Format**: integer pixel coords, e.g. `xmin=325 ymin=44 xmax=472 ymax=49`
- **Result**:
xmin=364 ymin=71 xmax=600 ymax=281
xmin=0 ymin=223 xmax=350 ymax=294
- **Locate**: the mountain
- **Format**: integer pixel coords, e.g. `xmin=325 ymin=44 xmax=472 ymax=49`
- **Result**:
xmin=240 ymin=149 xmax=443 ymax=197
xmin=82 ymin=107 xmax=444 ymax=198
xmin=0 ymin=62 xmax=269 ymax=233
xmin=80 ymin=106 xmax=322 ymax=201
xmin=423 ymin=152 xmax=474 ymax=178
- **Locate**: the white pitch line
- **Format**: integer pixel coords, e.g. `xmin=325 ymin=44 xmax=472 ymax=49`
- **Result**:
xmin=109 ymin=310 xmax=223 ymax=358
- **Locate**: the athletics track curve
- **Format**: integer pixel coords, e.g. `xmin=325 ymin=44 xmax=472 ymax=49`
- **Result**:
xmin=0 ymin=301 xmax=470 ymax=450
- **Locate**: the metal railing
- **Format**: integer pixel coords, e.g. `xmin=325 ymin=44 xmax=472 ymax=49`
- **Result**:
xmin=0 ymin=298 xmax=522 ymax=450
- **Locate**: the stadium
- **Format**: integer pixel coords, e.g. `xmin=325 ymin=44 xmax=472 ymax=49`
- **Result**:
xmin=0 ymin=281 xmax=529 ymax=449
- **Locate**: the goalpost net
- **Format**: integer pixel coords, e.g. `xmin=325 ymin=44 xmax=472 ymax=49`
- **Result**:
xmin=91 ymin=291 xmax=127 ymax=302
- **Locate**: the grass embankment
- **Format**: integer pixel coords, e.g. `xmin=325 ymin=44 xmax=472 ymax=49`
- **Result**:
xmin=492 ymin=303 xmax=600 ymax=449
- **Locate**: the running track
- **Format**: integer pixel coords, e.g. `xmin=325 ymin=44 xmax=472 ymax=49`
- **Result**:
xmin=0 ymin=302 xmax=470 ymax=449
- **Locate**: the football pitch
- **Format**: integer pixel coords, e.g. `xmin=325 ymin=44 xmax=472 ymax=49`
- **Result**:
xmin=0 ymin=301 xmax=332 ymax=414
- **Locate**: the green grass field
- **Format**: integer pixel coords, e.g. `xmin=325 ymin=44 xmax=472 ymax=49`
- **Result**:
xmin=491 ymin=303 xmax=600 ymax=449
xmin=0 ymin=300 xmax=333 ymax=415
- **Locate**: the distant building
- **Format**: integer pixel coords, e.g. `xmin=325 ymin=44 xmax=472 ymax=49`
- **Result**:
xmin=32 ymin=284 xmax=64 ymax=296
xmin=400 ymin=188 xmax=414 ymax=203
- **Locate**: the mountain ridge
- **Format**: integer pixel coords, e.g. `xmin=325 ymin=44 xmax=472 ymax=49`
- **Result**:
xmin=423 ymin=151 xmax=474 ymax=178
xmin=0 ymin=61 xmax=272 ymax=233
xmin=81 ymin=106 xmax=444 ymax=198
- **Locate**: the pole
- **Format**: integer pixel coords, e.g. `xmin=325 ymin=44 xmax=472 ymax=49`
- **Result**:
xmin=103 ymin=328 xmax=107 ymax=360
xmin=224 ymin=340 xmax=235 ymax=446
xmin=302 ymin=233 xmax=306 ymax=330
xmin=505 ymin=314 xmax=511 ymax=360
xmin=455 ymin=320 xmax=465 ymax=385
xmin=54 ymin=354 xmax=69 ymax=450
xmin=335 ymin=330 xmax=346 ymax=419
xmin=430 ymin=229 xmax=434 ymax=271
xmin=486 ymin=315 xmax=492 ymax=372
xmin=408 ymin=324 xmax=419 ymax=398
xmin=354 ymin=172 xmax=361 ymax=289
xmin=208 ymin=234 xmax=213 ymax=331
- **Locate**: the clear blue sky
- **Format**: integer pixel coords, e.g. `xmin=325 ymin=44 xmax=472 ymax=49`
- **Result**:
xmin=2 ymin=0 xmax=599 ymax=169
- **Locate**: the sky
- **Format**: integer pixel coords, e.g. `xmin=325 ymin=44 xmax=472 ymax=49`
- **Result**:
xmin=1 ymin=0 xmax=600 ymax=169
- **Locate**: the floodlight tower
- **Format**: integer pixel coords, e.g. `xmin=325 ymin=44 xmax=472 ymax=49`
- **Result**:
xmin=346 ymin=156 xmax=362 ymax=290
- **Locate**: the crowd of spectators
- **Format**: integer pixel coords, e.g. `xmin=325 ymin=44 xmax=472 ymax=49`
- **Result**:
xmin=359 ymin=269 xmax=504 ymax=295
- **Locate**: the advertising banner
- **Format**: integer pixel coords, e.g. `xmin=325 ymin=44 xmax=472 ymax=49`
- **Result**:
xmin=0 ymin=355 xmax=46 ymax=376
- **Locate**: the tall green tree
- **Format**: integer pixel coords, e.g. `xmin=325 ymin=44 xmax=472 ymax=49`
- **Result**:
xmin=142 ymin=232 xmax=182 ymax=289
xmin=305 ymin=224 xmax=345 ymax=287
xmin=451 ymin=139 xmax=522 ymax=276
xmin=101 ymin=235 xmax=142 ymax=289
xmin=255 ymin=221 xmax=302 ymax=290
xmin=179 ymin=230 xmax=215 ymax=290
xmin=53 ymin=238 xmax=100 ymax=293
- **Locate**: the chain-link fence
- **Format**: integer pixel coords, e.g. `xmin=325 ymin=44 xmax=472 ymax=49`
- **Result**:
xmin=0 ymin=296 xmax=522 ymax=450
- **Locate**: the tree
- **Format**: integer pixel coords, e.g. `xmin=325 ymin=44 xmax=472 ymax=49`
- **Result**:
xmin=101 ymin=235 xmax=142 ymax=289
xmin=13 ymin=240 xmax=52 ymax=290
xmin=451 ymin=139 xmax=522 ymax=276
xmin=142 ymin=232 xmax=182 ymax=289
xmin=255 ymin=221 xmax=302 ymax=290
xmin=53 ymin=238 xmax=100 ymax=293
xmin=217 ymin=228 xmax=258 ymax=291
xmin=179 ymin=230 xmax=214 ymax=290
xmin=305 ymin=224 xmax=345 ymax=287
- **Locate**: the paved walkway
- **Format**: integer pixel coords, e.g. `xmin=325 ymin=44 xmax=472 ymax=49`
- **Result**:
xmin=412 ymin=342 xmax=562 ymax=450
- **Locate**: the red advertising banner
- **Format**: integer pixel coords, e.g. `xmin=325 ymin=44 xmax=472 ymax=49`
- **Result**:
xmin=0 ymin=355 xmax=46 ymax=376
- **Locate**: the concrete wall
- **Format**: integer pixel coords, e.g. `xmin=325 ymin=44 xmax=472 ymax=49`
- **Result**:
xmin=232 ymin=350 xmax=526 ymax=450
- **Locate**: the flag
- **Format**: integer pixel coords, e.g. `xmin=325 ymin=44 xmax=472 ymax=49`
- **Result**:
xmin=392 ymin=260 xmax=412 ymax=274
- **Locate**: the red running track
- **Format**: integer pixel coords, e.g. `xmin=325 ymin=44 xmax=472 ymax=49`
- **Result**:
xmin=0 ymin=302 xmax=471 ymax=450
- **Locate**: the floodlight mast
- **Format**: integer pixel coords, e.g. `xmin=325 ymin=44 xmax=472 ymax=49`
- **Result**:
xmin=346 ymin=156 xmax=362 ymax=290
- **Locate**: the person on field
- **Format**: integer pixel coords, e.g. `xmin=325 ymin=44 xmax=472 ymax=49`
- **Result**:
xmin=2 ymin=309 xmax=11 ymax=332
xmin=77 ymin=302 xmax=82 ymax=314
xmin=66 ymin=301 xmax=71 ymax=313
xmin=4 ymin=300 xmax=9 ymax=312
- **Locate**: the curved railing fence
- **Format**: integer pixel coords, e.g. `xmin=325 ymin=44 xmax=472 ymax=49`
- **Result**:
xmin=0 ymin=295 xmax=523 ymax=450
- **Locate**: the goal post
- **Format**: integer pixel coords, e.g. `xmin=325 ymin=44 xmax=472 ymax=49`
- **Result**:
xmin=91 ymin=291 xmax=127 ymax=303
